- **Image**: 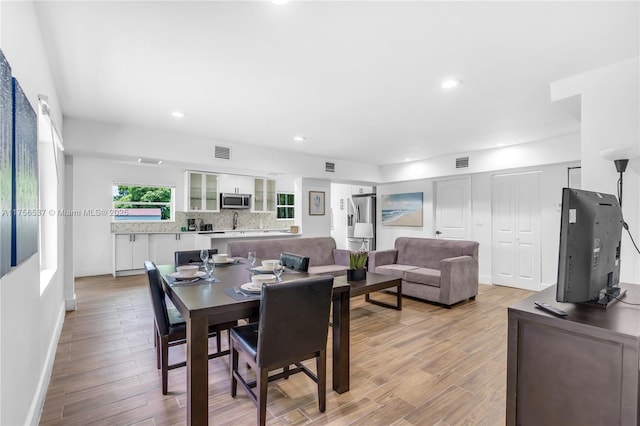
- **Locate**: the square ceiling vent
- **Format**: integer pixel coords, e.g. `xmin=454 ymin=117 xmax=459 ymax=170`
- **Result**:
xmin=214 ymin=145 xmax=231 ymax=160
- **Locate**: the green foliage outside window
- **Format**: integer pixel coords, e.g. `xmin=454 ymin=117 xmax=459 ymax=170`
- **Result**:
xmin=276 ymin=192 xmax=295 ymax=219
xmin=113 ymin=185 xmax=173 ymax=220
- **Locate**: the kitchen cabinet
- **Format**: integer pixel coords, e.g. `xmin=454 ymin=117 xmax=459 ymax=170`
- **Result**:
xmin=276 ymin=176 xmax=296 ymax=193
xmin=253 ymin=178 xmax=276 ymax=212
xmin=186 ymin=171 xmax=219 ymax=212
xmin=219 ymin=174 xmax=254 ymax=195
xmin=351 ymin=185 xmax=373 ymax=195
xmin=148 ymin=233 xmax=197 ymax=265
xmin=113 ymin=234 xmax=149 ymax=276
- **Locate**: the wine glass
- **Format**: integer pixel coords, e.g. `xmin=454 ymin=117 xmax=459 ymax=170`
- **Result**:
xmin=248 ymin=251 xmax=257 ymax=269
xmin=273 ymin=262 xmax=285 ymax=282
xmin=199 ymin=249 xmax=208 ymax=267
xmin=203 ymin=258 xmax=215 ymax=281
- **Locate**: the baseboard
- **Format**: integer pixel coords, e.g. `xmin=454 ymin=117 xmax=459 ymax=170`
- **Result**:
xmin=65 ymin=295 xmax=77 ymax=311
xmin=25 ymin=301 xmax=65 ymax=426
xmin=479 ymin=274 xmax=493 ymax=285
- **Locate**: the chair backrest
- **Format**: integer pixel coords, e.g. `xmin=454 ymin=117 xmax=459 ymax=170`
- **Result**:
xmin=144 ymin=261 xmax=170 ymax=336
xmin=279 ymin=252 xmax=310 ymax=272
xmin=257 ymin=276 xmax=334 ymax=368
xmin=174 ymin=249 xmax=218 ymax=266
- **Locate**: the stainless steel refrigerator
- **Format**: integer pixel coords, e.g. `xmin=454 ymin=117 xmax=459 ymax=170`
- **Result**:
xmin=347 ymin=193 xmax=376 ymax=251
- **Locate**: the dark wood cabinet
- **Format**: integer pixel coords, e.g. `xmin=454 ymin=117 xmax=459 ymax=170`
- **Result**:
xmin=507 ymin=284 xmax=640 ymax=426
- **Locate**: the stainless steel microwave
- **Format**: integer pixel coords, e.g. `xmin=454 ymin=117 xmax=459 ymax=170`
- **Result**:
xmin=220 ymin=193 xmax=251 ymax=209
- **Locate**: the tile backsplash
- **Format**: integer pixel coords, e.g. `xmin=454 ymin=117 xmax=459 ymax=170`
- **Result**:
xmin=111 ymin=211 xmax=294 ymax=233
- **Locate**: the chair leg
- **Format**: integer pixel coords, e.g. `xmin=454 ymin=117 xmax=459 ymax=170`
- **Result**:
xmin=155 ymin=330 xmax=161 ymax=369
xmin=216 ymin=329 xmax=222 ymax=354
xmin=161 ymin=335 xmax=169 ymax=395
xmin=283 ymin=365 xmax=290 ymax=379
xmin=230 ymin=343 xmax=238 ymax=397
xmin=317 ymin=350 xmax=326 ymax=412
xmin=257 ymin=368 xmax=269 ymax=426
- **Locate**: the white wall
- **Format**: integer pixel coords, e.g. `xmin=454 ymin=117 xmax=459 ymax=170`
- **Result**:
xmin=300 ymin=178 xmax=332 ymax=238
xmin=72 ymin=156 xmax=185 ymax=277
xmin=377 ymin=161 xmax=578 ymax=286
xmin=551 ymin=58 xmax=640 ymax=283
xmin=0 ymin=1 xmax=66 ymax=424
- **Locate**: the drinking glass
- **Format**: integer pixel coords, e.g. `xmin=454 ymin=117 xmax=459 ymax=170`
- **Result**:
xmin=203 ymin=259 xmax=215 ymax=281
xmin=199 ymin=249 xmax=208 ymax=266
xmin=273 ymin=262 xmax=284 ymax=282
xmin=248 ymin=251 xmax=257 ymax=268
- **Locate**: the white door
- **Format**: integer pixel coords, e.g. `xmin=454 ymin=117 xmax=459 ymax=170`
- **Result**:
xmin=492 ymin=172 xmax=541 ymax=290
xmin=435 ymin=177 xmax=471 ymax=240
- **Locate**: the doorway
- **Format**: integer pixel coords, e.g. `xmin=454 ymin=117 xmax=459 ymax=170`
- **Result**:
xmin=491 ymin=171 xmax=541 ymax=290
xmin=434 ymin=177 xmax=471 ymax=240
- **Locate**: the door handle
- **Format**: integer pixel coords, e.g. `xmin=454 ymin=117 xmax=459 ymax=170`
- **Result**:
xmin=435 ymin=230 xmax=442 ymax=235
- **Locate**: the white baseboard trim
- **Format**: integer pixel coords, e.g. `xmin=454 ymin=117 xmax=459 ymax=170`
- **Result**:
xmin=65 ymin=295 xmax=77 ymax=311
xmin=479 ymin=274 xmax=493 ymax=285
xmin=26 ymin=302 xmax=65 ymax=426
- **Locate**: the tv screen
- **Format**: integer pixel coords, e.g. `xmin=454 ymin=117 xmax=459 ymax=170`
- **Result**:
xmin=556 ymin=188 xmax=623 ymax=305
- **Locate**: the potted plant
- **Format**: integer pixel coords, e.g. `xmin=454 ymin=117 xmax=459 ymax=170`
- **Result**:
xmin=347 ymin=250 xmax=368 ymax=281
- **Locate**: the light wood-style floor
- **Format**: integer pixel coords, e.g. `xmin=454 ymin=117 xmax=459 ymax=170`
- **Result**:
xmin=40 ymin=274 xmax=532 ymax=425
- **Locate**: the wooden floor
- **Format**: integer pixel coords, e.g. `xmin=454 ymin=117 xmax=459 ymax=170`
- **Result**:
xmin=40 ymin=274 xmax=532 ymax=425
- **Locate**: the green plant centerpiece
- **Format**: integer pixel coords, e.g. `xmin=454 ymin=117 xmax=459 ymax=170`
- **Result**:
xmin=347 ymin=250 xmax=368 ymax=281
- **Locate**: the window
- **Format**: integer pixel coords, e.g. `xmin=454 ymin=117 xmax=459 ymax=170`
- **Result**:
xmin=276 ymin=192 xmax=295 ymax=219
xmin=112 ymin=184 xmax=174 ymax=221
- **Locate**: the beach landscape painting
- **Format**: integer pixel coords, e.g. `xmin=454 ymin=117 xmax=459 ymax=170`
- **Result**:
xmin=381 ymin=192 xmax=423 ymax=227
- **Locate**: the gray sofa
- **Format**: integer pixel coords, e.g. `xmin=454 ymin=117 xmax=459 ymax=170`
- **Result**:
xmin=368 ymin=237 xmax=479 ymax=307
xmin=227 ymin=236 xmax=350 ymax=277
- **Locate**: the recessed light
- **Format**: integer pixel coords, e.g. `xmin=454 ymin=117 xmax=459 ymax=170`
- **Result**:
xmin=293 ymin=135 xmax=306 ymax=142
xmin=441 ymin=79 xmax=463 ymax=89
xmin=171 ymin=111 xmax=185 ymax=118
xmin=402 ymin=158 xmax=411 ymax=162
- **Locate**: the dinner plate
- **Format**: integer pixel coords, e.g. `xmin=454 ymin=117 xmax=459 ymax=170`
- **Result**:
xmin=169 ymin=271 xmax=206 ymax=280
xmin=215 ymin=259 xmax=237 ymax=265
xmin=240 ymin=282 xmax=263 ymax=293
xmin=253 ymin=266 xmax=275 ymax=273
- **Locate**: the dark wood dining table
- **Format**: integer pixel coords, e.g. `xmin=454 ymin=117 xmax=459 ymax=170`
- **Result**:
xmin=158 ymin=261 xmax=351 ymax=426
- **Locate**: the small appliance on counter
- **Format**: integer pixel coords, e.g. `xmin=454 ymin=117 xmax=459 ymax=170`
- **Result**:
xmin=204 ymin=223 xmax=213 ymax=231
xmin=187 ymin=218 xmax=197 ymax=231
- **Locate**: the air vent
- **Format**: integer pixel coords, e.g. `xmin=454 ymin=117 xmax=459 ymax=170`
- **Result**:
xmin=214 ymin=145 xmax=231 ymax=160
xmin=456 ymin=156 xmax=469 ymax=168
xmin=325 ymin=162 xmax=335 ymax=173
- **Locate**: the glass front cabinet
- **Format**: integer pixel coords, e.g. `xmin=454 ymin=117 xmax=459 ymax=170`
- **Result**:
xmin=186 ymin=171 xmax=219 ymax=212
xmin=253 ymin=178 xmax=276 ymax=212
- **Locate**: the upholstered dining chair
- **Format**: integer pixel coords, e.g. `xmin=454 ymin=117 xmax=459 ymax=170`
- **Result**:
xmin=230 ymin=276 xmax=334 ymax=426
xmin=279 ymin=252 xmax=310 ymax=272
xmin=174 ymin=249 xmax=218 ymax=266
xmin=144 ymin=261 xmax=233 ymax=394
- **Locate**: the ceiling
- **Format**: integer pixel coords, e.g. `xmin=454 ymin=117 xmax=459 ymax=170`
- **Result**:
xmin=35 ymin=1 xmax=639 ymax=166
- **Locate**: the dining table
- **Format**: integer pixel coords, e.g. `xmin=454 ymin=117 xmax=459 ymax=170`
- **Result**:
xmin=158 ymin=260 xmax=351 ymax=426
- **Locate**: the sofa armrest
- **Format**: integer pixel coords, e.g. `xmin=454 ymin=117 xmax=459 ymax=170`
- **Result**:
xmin=332 ymin=249 xmax=351 ymax=266
xmin=439 ymin=255 xmax=479 ymax=305
xmin=367 ymin=249 xmax=398 ymax=272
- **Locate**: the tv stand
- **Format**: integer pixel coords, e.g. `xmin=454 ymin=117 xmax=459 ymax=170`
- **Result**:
xmin=507 ymin=283 xmax=640 ymax=426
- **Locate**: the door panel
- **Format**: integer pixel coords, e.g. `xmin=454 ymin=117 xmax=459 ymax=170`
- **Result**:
xmin=492 ymin=172 xmax=541 ymax=290
xmin=435 ymin=177 xmax=470 ymax=240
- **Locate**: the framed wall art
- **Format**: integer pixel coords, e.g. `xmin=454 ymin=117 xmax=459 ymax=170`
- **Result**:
xmin=381 ymin=192 xmax=423 ymax=227
xmin=0 ymin=50 xmax=12 ymax=277
xmin=309 ymin=191 xmax=325 ymax=215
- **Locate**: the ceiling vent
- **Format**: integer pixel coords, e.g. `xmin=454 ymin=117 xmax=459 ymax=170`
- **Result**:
xmin=456 ymin=156 xmax=469 ymax=169
xmin=214 ymin=145 xmax=231 ymax=160
xmin=325 ymin=162 xmax=335 ymax=173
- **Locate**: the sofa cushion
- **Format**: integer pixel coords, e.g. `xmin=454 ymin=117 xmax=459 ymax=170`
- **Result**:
xmin=404 ymin=267 xmax=441 ymax=288
xmin=375 ymin=264 xmax=418 ymax=279
xmin=308 ymin=264 xmax=349 ymax=277
xmin=395 ymin=237 xmax=479 ymax=269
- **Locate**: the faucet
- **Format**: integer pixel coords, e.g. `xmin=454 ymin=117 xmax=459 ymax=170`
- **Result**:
xmin=232 ymin=211 xmax=238 ymax=230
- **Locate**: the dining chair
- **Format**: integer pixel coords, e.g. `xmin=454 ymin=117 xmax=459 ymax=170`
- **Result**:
xmin=174 ymin=249 xmax=218 ymax=266
xmin=230 ymin=276 xmax=334 ymax=426
xmin=144 ymin=261 xmax=233 ymax=394
xmin=279 ymin=252 xmax=310 ymax=272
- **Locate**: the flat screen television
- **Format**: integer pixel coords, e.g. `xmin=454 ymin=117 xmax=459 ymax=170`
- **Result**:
xmin=556 ymin=188 xmax=625 ymax=307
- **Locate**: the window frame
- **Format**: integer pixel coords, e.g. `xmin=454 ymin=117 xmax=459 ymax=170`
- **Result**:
xmin=276 ymin=192 xmax=295 ymax=220
xmin=112 ymin=183 xmax=176 ymax=222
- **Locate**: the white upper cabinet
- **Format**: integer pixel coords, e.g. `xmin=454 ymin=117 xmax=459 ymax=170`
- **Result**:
xmin=219 ymin=174 xmax=254 ymax=194
xmin=253 ymin=178 xmax=276 ymax=212
xmin=186 ymin=171 xmax=219 ymax=212
xmin=351 ymin=185 xmax=374 ymax=195
xmin=276 ymin=176 xmax=296 ymax=193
